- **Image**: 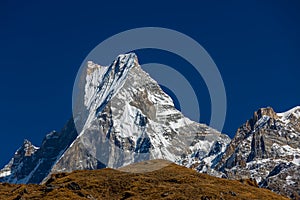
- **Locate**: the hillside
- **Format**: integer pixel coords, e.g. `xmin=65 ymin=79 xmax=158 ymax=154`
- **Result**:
xmin=0 ymin=160 xmax=288 ymax=200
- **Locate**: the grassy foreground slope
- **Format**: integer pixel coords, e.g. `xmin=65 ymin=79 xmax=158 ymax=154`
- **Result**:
xmin=0 ymin=160 xmax=288 ymax=200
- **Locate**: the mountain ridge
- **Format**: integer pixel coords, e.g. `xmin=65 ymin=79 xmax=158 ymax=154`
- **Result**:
xmin=216 ymin=106 xmax=300 ymax=199
xmin=0 ymin=53 xmax=230 ymax=184
xmin=0 ymin=53 xmax=299 ymax=199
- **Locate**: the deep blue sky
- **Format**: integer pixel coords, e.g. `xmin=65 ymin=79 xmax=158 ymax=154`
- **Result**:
xmin=0 ymin=0 xmax=300 ymax=167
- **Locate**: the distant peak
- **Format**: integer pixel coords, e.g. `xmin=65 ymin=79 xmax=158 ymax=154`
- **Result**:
xmin=83 ymin=53 xmax=139 ymax=113
xmin=116 ymin=53 xmax=137 ymax=62
xmin=252 ymin=106 xmax=300 ymax=120
xmin=253 ymin=107 xmax=278 ymax=121
xmin=23 ymin=139 xmax=31 ymax=145
xmin=86 ymin=53 xmax=138 ymax=75
xmin=247 ymin=106 xmax=300 ymax=129
xmin=278 ymin=106 xmax=300 ymax=115
xmin=277 ymin=106 xmax=300 ymax=121
xmin=112 ymin=53 xmax=138 ymax=69
xmin=244 ymin=107 xmax=278 ymax=130
xmin=18 ymin=139 xmax=38 ymax=157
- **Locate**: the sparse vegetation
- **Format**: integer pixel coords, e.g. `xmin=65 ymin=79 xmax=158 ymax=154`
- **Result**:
xmin=0 ymin=161 xmax=289 ymax=200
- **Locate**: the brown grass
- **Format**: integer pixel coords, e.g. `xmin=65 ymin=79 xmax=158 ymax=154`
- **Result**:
xmin=0 ymin=160 xmax=289 ymax=200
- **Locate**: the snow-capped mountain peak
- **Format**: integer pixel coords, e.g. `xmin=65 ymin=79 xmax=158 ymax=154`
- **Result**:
xmin=18 ymin=139 xmax=38 ymax=157
xmin=0 ymin=53 xmax=230 ymax=185
xmin=278 ymin=106 xmax=300 ymax=124
xmin=51 ymin=53 xmax=230 ymax=173
xmin=84 ymin=54 xmax=137 ymax=114
xmin=0 ymin=53 xmax=299 ymax=199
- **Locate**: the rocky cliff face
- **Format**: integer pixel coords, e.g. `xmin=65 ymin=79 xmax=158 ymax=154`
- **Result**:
xmin=216 ymin=107 xmax=300 ymax=199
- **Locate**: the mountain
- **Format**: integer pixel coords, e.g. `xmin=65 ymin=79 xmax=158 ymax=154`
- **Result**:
xmin=216 ymin=107 xmax=300 ymax=199
xmin=0 ymin=160 xmax=289 ymax=200
xmin=0 ymin=119 xmax=77 ymax=184
xmin=1 ymin=53 xmax=299 ymax=199
xmin=0 ymin=53 xmax=230 ymax=184
xmin=50 ymin=53 xmax=230 ymax=175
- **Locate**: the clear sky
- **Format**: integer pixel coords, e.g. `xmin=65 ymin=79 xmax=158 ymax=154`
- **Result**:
xmin=0 ymin=0 xmax=300 ymax=167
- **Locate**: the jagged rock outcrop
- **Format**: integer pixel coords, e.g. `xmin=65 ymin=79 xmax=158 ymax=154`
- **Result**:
xmin=0 ymin=119 xmax=77 ymax=183
xmin=216 ymin=107 xmax=300 ymax=199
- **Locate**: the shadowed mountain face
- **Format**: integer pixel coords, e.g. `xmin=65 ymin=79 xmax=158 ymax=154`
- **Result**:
xmin=0 ymin=119 xmax=78 ymax=184
xmin=0 ymin=54 xmax=299 ymax=199
xmin=0 ymin=160 xmax=289 ymax=200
